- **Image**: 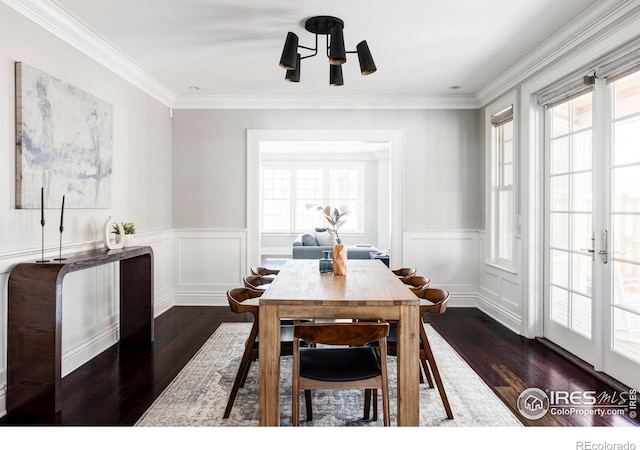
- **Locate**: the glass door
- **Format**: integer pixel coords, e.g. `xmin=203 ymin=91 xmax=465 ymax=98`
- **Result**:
xmin=544 ymin=91 xmax=595 ymax=364
xmin=544 ymin=71 xmax=640 ymax=390
xmin=605 ymin=71 xmax=640 ymax=389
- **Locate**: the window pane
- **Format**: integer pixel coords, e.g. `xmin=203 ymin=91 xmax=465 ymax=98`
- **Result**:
xmin=612 ymin=261 xmax=640 ymax=314
xmin=571 ymin=172 xmax=592 ymax=212
xmin=550 ymin=137 xmax=569 ymax=174
xmin=262 ymin=200 xmax=290 ymax=231
xmin=550 ymin=175 xmax=569 ymax=211
xmin=612 ymin=165 xmax=640 ymax=212
xmin=571 ymin=213 xmax=592 ymax=253
xmin=612 ymin=214 xmax=640 ymax=261
xmin=572 ymin=130 xmax=592 ymax=172
xmin=498 ymin=189 xmax=513 ymax=261
xmin=551 ymin=102 xmax=569 ymax=137
xmin=550 ymin=213 xmax=569 ymax=249
xmin=551 ymin=286 xmax=569 ymax=327
xmin=612 ymin=116 xmax=640 ymax=166
xmin=571 ymin=292 xmax=592 ymax=338
xmin=551 ymin=249 xmax=569 ymax=288
xmin=571 ymin=253 xmax=592 ymax=297
xmin=612 ymin=307 xmax=640 ymax=363
xmin=572 ymin=93 xmax=593 ymax=131
xmin=613 ymin=70 xmax=640 ymax=119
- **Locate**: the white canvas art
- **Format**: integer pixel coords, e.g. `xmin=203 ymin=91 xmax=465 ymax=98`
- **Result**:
xmin=15 ymin=62 xmax=113 ymax=209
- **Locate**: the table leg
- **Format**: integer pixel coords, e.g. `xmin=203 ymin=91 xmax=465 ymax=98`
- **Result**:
xmin=396 ymin=304 xmax=420 ymax=426
xmin=259 ymin=304 xmax=281 ymax=426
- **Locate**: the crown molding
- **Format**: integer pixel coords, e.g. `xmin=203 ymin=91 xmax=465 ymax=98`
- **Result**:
xmin=2 ymin=0 xmax=176 ymax=106
xmin=172 ymin=94 xmax=479 ymax=110
xmin=475 ymin=0 xmax=640 ymax=107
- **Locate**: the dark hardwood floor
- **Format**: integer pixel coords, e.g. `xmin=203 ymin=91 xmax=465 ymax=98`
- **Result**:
xmin=1 ymin=306 xmax=637 ymax=427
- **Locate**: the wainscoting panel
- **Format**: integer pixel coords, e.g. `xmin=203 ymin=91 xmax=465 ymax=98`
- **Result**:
xmin=402 ymin=230 xmax=479 ymax=307
xmin=173 ymin=229 xmax=247 ymax=306
xmin=477 ymin=232 xmax=523 ymax=334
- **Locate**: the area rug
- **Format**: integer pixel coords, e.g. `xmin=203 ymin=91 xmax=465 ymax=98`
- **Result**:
xmin=136 ymin=323 xmax=523 ymax=427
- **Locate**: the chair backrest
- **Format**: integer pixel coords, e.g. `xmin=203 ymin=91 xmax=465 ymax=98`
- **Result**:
xmin=250 ymin=266 xmax=280 ymax=277
xmin=416 ymin=288 xmax=450 ymax=315
xmin=243 ymin=275 xmax=273 ymax=289
xmin=400 ymin=275 xmax=431 ymax=292
xmin=226 ymin=287 xmax=263 ymax=317
xmin=392 ymin=267 xmax=417 ymax=278
xmin=294 ymin=322 xmax=389 ymax=347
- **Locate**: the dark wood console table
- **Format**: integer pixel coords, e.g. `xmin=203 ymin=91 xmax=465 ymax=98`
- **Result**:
xmin=7 ymin=246 xmax=154 ymax=414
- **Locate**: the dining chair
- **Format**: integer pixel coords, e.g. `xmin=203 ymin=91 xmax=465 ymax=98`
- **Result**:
xmin=223 ymin=287 xmax=312 ymax=419
xmin=242 ymin=274 xmax=273 ymax=290
xmin=400 ymin=275 xmax=431 ymax=294
xmin=292 ymin=321 xmax=391 ymax=426
xmin=365 ymin=287 xmax=453 ymax=420
xmin=391 ymin=267 xmax=417 ymax=278
xmin=250 ymin=266 xmax=280 ymax=277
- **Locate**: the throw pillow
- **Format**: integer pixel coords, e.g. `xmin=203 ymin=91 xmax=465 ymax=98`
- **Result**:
xmin=315 ymin=230 xmax=337 ymax=246
xmin=301 ymin=233 xmax=318 ymax=246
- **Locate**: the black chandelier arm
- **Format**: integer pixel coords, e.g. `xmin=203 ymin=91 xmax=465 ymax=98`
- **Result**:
xmin=299 ymin=34 xmax=318 ymax=60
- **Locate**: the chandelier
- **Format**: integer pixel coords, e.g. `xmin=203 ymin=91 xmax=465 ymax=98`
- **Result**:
xmin=278 ymin=15 xmax=377 ymax=86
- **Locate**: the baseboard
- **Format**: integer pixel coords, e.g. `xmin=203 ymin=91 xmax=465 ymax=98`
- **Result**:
xmin=62 ymin=325 xmax=118 ymax=377
xmin=172 ymin=292 xmax=228 ymax=307
xmin=476 ymin=294 xmax=523 ymax=335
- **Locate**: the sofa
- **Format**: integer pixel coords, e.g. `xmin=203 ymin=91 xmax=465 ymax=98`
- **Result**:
xmin=292 ymin=233 xmax=379 ymax=259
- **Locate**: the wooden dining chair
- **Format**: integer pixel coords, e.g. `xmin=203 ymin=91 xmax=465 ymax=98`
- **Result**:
xmin=223 ymin=287 xmax=311 ymax=419
xmin=365 ymin=287 xmax=453 ymax=420
xmin=292 ymin=321 xmax=391 ymax=426
xmin=391 ymin=267 xmax=417 ymax=278
xmin=242 ymin=274 xmax=273 ymax=290
xmin=400 ymin=275 xmax=431 ymax=294
xmin=250 ymin=266 xmax=280 ymax=277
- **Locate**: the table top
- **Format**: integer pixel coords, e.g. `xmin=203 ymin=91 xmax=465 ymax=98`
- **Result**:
xmin=259 ymin=259 xmax=418 ymax=306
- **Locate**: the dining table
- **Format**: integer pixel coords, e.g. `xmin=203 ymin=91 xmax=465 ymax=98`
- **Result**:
xmin=258 ymin=258 xmax=421 ymax=426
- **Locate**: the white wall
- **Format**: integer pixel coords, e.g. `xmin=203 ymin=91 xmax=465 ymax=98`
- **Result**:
xmin=0 ymin=3 xmax=174 ymax=416
xmin=171 ymin=108 xmax=482 ymax=304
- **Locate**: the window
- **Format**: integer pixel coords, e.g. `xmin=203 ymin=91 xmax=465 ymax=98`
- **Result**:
xmin=487 ymin=100 xmax=516 ymax=269
xmin=261 ymin=161 xmax=364 ymax=233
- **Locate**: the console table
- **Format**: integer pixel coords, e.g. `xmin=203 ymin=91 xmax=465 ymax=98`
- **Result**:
xmin=7 ymin=246 xmax=154 ymax=414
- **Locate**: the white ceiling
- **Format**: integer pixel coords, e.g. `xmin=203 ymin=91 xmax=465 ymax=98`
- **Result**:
xmin=46 ymin=0 xmax=599 ymax=104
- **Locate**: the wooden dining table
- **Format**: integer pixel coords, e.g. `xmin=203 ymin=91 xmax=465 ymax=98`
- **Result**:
xmin=258 ymin=259 xmax=421 ymax=426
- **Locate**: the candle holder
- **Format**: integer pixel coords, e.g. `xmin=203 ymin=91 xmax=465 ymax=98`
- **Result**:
xmin=36 ymin=218 xmax=49 ymax=263
xmin=53 ymin=227 xmax=66 ymax=261
xmin=54 ymin=195 xmax=66 ymax=261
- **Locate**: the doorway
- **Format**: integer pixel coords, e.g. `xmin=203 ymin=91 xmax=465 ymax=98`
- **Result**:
xmin=247 ymin=129 xmax=403 ymax=270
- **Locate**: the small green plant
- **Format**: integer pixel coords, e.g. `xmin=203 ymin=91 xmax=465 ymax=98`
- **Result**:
xmin=112 ymin=222 xmax=136 ymax=235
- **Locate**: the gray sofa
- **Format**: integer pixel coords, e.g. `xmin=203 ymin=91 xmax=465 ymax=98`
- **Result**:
xmin=292 ymin=233 xmax=379 ymax=259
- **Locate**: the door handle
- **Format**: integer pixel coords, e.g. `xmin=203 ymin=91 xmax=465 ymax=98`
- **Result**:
xmin=580 ymin=232 xmax=595 ymax=261
xmin=599 ymin=229 xmax=608 ymax=264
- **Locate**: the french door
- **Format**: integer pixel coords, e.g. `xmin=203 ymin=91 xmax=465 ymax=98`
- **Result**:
xmin=544 ymin=71 xmax=640 ymax=390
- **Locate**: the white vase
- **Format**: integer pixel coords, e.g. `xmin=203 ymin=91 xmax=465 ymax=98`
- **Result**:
xmin=124 ymin=234 xmax=135 ymax=247
xmin=104 ymin=216 xmax=125 ymax=250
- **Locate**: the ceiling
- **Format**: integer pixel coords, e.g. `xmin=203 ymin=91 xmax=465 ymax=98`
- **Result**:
xmin=46 ymin=0 xmax=599 ymax=105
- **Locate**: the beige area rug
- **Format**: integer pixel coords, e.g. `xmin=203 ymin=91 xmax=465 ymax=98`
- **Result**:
xmin=136 ymin=323 xmax=524 ymax=427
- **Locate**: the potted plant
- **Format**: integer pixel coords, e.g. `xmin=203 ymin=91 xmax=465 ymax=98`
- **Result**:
xmin=112 ymin=221 xmax=136 ymax=247
xmin=306 ymin=204 xmax=349 ymax=244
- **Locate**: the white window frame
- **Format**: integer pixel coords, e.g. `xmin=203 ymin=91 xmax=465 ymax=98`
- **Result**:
xmin=260 ymin=160 xmax=365 ymax=234
xmin=486 ymin=93 xmax=518 ymax=272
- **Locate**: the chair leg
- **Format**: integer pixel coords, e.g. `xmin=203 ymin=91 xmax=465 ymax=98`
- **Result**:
xmin=373 ymin=389 xmax=378 ymax=421
xmin=420 ymin=324 xmax=454 ymax=419
xmin=420 ymin=358 xmax=435 ymax=388
xmin=304 ymin=390 xmax=313 ymax=421
xmin=363 ymin=389 xmax=372 ymax=420
xmin=223 ymin=326 xmax=258 ymax=419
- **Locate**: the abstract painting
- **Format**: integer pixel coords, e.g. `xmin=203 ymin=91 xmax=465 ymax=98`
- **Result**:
xmin=15 ymin=62 xmax=113 ymax=209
